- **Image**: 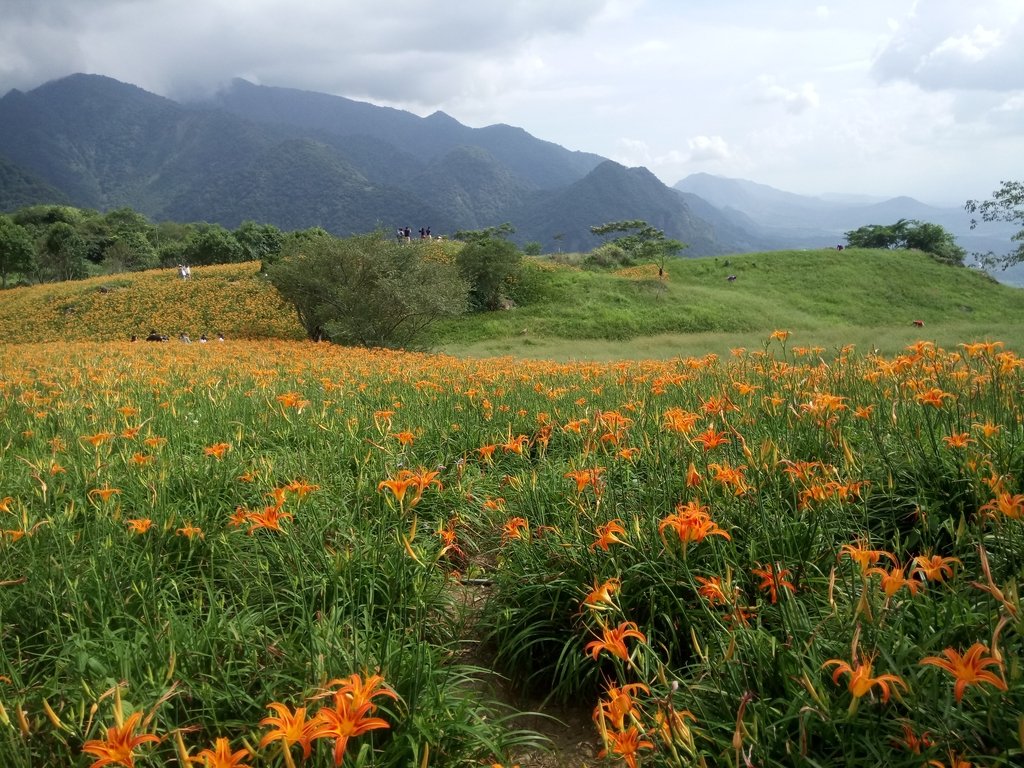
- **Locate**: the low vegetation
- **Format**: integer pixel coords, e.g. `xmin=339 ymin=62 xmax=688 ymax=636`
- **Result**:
xmin=0 ymin=336 xmax=1021 ymax=766
xmin=3 ymin=246 xmax=1023 ymax=358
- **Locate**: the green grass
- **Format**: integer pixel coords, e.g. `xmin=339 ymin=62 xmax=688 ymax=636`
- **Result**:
xmin=429 ymin=249 xmax=1024 ymax=358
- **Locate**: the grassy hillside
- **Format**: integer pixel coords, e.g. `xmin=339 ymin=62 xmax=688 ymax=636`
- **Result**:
xmin=430 ymin=248 xmax=1024 ymax=357
xmin=1 ymin=248 xmax=1022 ymax=355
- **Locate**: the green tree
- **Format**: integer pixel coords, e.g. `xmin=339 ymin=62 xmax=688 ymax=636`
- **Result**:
xmin=845 ymin=219 xmax=965 ymax=264
xmin=966 ymin=180 xmax=1024 ymax=269
xmin=844 ymin=220 xmax=909 ymax=249
xmin=904 ymin=221 xmax=965 ymax=265
xmin=235 ymin=221 xmax=284 ymax=266
xmin=182 ymin=226 xmax=244 ymax=266
xmin=0 ymin=215 xmax=35 ymax=288
xmin=103 ymin=230 xmax=159 ymax=272
xmin=267 ymin=231 xmax=467 ymax=348
xmin=453 ymin=224 xmax=522 ymax=311
xmin=589 ymin=220 xmax=686 ymax=272
xmin=38 ymin=222 xmax=88 ymax=282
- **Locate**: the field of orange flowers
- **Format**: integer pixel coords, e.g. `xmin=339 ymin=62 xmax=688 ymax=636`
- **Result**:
xmin=0 ymin=336 xmax=1021 ymax=767
xmin=0 ymin=263 xmax=305 ymax=343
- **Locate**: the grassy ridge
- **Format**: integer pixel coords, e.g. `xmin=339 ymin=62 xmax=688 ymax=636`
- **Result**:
xmin=431 ymin=249 xmax=1024 ymax=354
xmin=1 ymin=249 xmax=1022 ymax=355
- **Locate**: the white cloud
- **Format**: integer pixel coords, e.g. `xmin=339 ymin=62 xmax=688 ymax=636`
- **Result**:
xmin=873 ymin=0 xmax=1024 ymax=90
xmin=754 ymin=76 xmax=820 ymax=114
xmin=687 ymin=135 xmax=732 ymax=162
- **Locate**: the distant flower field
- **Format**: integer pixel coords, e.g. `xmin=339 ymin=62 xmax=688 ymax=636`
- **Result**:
xmin=0 ymin=337 xmax=1021 ymax=766
xmin=0 ymin=263 xmax=304 ymax=342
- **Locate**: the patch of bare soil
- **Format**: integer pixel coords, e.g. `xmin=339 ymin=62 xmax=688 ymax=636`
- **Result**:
xmin=450 ymin=581 xmax=598 ymax=767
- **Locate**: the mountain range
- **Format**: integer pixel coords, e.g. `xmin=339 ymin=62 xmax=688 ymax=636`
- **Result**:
xmin=0 ymin=73 xmax=1019 ymax=277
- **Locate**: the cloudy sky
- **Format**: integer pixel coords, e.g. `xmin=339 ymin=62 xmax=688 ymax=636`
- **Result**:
xmin=2 ymin=0 xmax=1021 ymax=205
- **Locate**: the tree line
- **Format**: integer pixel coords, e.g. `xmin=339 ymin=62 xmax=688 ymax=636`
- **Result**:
xmin=0 ymin=204 xmax=286 ymax=288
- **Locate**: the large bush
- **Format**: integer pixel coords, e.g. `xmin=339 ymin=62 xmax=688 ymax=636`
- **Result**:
xmin=455 ymin=233 xmax=523 ymax=311
xmin=267 ymin=231 xmax=468 ymax=348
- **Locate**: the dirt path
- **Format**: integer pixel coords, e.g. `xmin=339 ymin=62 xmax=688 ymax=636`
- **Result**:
xmin=451 ymin=581 xmax=598 ymax=767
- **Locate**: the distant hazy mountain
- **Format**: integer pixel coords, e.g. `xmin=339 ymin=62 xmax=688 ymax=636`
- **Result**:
xmin=674 ymin=172 xmax=1021 ymax=269
xmin=0 ymin=73 xmax=755 ymax=256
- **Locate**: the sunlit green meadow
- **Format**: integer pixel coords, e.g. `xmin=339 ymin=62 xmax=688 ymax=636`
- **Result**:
xmin=0 ymin=335 xmax=1021 ymax=767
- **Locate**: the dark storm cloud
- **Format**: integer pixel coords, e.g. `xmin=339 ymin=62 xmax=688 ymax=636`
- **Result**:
xmin=0 ymin=0 xmax=614 ymax=102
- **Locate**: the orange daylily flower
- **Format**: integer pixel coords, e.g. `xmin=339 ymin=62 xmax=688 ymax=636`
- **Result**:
xmin=692 ymin=427 xmax=731 ymax=451
xmin=839 ymin=540 xmax=898 ymax=574
xmin=203 ymin=442 xmax=231 ymax=460
xmin=662 ymin=407 xmax=700 ymax=435
xmin=310 ymin=674 xmax=397 ymax=767
xmin=190 ymin=737 xmax=252 ymax=768
xmin=591 ymin=519 xmax=628 ymax=551
xmin=941 ymin=432 xmax=972 ymax=449
xmin=0 ymin=496 xmax=14 ymax=513
xmin=915 ymin=387 xmax=953 ymax=407
xmin=980 ymin=492 xmax=1024 ymax=520
xmin=391 ymin=430 xmax=415 ymax=446
xmin=247 ymin=504 xmax=294 ymax=534
xmin=597 ymin=725 xmax=655 ymax=768
xmin=89 ymin=486 xmax=122 ymax=503
xmin=696 ymin=575 xmax=731 ymax=606
xmin=584 ymin=621 xmax=646 ymax=662
xmin=82 ymin=710 xmax=159 ymax=768
xmin=377 ymin=473 xmax=415 ymax=507
xmin=583 ymin=577 xmax=621 ymax=611
xmin=502 ymin=516 xmax=530 ymax=541
xmin=378 ymin=467 xmax=440 ymax=509
xmin=500 ymin=434 xmax=528 ymax=454
xmin=960 ymin=340 xmax=1004 ymax=357
xmin=564 ymin=467 xmax=605 ymax=494
xmin=752 ymin=562 xmax=795 ymax=604
xmin=176 ymin=524 xmax=203 ymax=539
xmin=482 ymin=497 xmax=506 ymax=512
xmin=407 ymin=467 xmax=443 ymax=505
xmin=920 ymin=643 xmax=1007 ymax=703
xmin=868 ymin=564 xmax=924 ymax=598
xmin=81 ymin=431 xmax=116 ymax=447
xmin=823 ymin=654 xmax=907 ymax=703
xmin=276 ymin=392 xmax=310 ymax=410
xmin=285 ymin=480 xmax=320 ymax=497
xmin=125 ymin=518 xmax=153 ymax=534
xmin=658 ymin=501 xmax=730 ymax=550
xmin=891 ymin=721 xmax=933 ymax=754
xmin=911 ymin=554 xmax=960 ymax=583
xmin=593 ymin=682 xmax=649 ymax=731
xmin=259 ymin=702 xmax=316 ymax=761
xmin=707 ymin=462 xmax=749 ymax=495
xmin=685 ymin=462 xmax=701 ymax=487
